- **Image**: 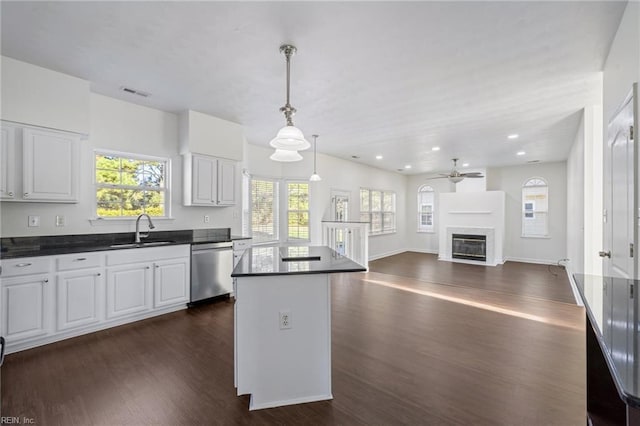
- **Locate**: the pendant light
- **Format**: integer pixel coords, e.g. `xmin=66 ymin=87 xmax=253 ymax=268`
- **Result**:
xmin=269 ymin=44 xmax=309 ymax=160
xmin=309 ymin=134 xmax=322 ymax=181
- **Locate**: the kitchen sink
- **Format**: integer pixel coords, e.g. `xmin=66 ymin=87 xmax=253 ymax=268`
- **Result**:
xmin=109 ymin=241 xmax=174 ymax=248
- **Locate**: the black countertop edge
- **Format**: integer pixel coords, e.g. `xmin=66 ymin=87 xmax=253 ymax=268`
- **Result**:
xmin=1 ymin=229 xmax=251 ymax=259
xmin=573 ymin=274 xmax=640 ymax=409
xmin=232 ymin=267 xmax=366 ymax=278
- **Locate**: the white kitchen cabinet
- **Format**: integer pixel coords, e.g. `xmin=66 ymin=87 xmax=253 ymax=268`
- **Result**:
xmin=1 ymin=273 xmax=51 ymax=342
xmin=106 ymin=263 xmax=153 ymax=320
xmin=0 ymin=124 xmax=16 ymax=200
xmin=153 ymin=258 xmax=189 ymax=308
xmin=22 ymin=127 xmax=80 ymax=202
xmin=57 ymin=268 xmax=103 ymax=332
xmin=183 ymin=153 xmax=236 ymax=206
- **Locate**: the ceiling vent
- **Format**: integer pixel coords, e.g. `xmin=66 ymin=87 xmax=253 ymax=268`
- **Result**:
xmin=120 ymin=86 xmax=150 ymax=98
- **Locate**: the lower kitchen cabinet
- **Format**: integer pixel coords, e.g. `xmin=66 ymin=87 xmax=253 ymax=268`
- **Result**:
xmin=106 ymin=263 xmax=153 ymax=319
xmin=57 ymin=268 xmax=103 ymax=331
xmin=1 ymin=273 xmax=51 ymax=342
xmin=1 ymin=244 xmax=191 ymax=354
xmin=153 ymin=258 xmax=189 ymax=308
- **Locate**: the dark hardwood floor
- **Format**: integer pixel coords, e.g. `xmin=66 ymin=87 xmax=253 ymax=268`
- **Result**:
xmin=2 ymin=252 xmax=585 ymax=425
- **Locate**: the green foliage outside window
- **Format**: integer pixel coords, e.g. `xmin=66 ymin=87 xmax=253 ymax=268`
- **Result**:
xmin=95 ymin=153 xmax=167 ymax=217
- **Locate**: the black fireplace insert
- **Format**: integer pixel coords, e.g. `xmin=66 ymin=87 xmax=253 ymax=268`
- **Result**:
xmin=452 ymin=234 xmax=486 ymax=262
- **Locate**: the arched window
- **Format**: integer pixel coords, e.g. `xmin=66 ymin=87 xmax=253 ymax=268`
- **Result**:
xmin=522 ymin=178 xmax=548 ymax=237
xmin=417 ymin=185 xmax=435 ymax=232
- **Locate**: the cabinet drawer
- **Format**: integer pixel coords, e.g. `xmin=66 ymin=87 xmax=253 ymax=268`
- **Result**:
xmin=56 ymin=252 xmax=103 ymax=271
xmin=1 ymin=257 xmax=51 ymax=278
xmin=232 ymin=239 xmax=252 ymax=251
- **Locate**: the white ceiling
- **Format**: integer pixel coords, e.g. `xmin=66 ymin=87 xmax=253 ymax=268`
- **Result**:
xmin=0 ymin=1 xmax=626 ymax=174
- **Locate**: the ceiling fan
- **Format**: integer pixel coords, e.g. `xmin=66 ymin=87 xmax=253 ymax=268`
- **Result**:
xmin=426 ymin=158 xmax=484 ymax=184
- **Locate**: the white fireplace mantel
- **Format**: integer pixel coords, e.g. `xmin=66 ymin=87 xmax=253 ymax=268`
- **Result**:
xmin=438 ymin=191 xmax=505 ymax=266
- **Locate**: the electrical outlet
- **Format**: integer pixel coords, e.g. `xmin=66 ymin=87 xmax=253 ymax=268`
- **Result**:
xmin=279 ymin=310 xmax=292 ymax=330
xmin=28 ymin=215 xmax=40 ymax=227
xmin=55 ymin=215 xmax=65 ymax=227
xmin=204 ymin=215 xmax=210 ymax=223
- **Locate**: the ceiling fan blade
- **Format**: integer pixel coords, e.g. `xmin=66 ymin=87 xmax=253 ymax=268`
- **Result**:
xmin=425 ymin=176 xmax=449 ymax=180
xmin=462 ymin=175 xmax=485 ymax=178
xmin=460 ymin=172 xmax=483 ymax=176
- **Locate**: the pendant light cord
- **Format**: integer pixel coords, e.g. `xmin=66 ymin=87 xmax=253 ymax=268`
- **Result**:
xmin=280 ymin=45 xmax=297 ymax=127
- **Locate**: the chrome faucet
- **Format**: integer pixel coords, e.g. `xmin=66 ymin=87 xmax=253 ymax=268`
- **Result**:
xmin=135 ymin=213 xmax=156 ymax=243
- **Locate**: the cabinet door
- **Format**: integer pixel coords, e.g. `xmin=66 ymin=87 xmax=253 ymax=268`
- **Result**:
xmin=22 ymin=128 xmax=80 ymax=202
xmin=192 ymin=155 xmax=217 ymax=205
xmin=106 ymin=263 xmax=152 ymax=319
xmin=153 ymin=258 xmax=189 ymax=308
xmin=1 ymin=274 xmax=51 ymax=342
xmin=0 ymin=125 xmax=16 ymax=200
xmin=217 ymin=158 xmax=236 ymax=205
xmin=57 ymin=269 xmax=103 ymax=331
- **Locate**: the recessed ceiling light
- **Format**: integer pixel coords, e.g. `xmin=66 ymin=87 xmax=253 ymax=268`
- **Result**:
xmin=404 ymin=165 xmax=412 ymax=169
xmin=462 ymin=163 xmax=469 ymax=167
xmin=375 ymin=155 xmax=383 ymax=160
xmin=517 ymin=151 xmax=526 ymax=156
xmin=432 ymin=146 xmax=440 ymax=151
xmin=508 ymin=134 xmax=519 ymax=139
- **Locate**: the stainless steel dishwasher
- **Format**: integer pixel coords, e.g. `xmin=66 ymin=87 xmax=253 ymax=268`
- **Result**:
xmin=190 ymin=241 xmax=233 ymax=305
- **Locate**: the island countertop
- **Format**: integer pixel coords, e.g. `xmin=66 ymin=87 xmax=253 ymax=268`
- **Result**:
xmin=573 ymin=273 xmax=640 ymax=408
xmin=231 ymin=245 xmax=366 ymax=277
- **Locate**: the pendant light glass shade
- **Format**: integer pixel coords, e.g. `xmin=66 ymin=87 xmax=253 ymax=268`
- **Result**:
xmin=270 ymin=149 xmax=303 ymax=162
xmin=269 ymin=125 xmax=310 ymax=151
xmin=270 ymin=44 xmax=308 ymax=162
xmin=309 ymin=134 xmax=322 ymax=181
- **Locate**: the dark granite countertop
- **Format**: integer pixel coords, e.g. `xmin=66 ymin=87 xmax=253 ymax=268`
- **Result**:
xmin=231 ymin=245 xmax=366 ymax=277
xmin=1 ymin=228 xmax=250 ymax=259
xmin=573 ymin=274 xmax=640 ymax=408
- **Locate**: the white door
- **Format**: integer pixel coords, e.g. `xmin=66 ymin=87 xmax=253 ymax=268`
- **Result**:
xmin=331 ymin=189 xmax=350 ymax=221
xmin=603 ymin=84 xmax=636 ymax=279
xmin=106 ymin=263 xmax=152 ymax=319
xmin=192 ymin=155 xmax=217 ymax=205
xmin=57 ymin=269 xmax=103 ymax=331
xmin=153 ymin=258 xmax=189 ymax=308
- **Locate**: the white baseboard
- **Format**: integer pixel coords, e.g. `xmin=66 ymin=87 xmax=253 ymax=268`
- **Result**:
xmin=369 ymin=248 xmax=407 ymax=261
xmin=405 ymin=248 xmax=439 ymax=255
xmin=504 ymin=257 xmax=559 ymax=265
xmin=562 ymin=261 xmax=583 ymax=306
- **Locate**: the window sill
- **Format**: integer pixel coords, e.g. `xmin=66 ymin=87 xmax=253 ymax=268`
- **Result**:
xmin=89 ymin=217 xmax=175 ymax=226
xmin=417 ymin=230 xmax=436 ymax=234
xmin=369 ymin=231 xmax=397 ymax=237
xmin=521 ymin=235 xmax=551 ymax=239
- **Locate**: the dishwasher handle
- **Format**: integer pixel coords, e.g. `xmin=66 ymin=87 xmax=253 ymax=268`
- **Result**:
xmin=192 ymin=242 xmax=233 ymax=251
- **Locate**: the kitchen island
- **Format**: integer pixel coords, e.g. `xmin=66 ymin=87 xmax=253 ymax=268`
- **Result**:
xmin=231 ymin=245 xmax=366 ymax=410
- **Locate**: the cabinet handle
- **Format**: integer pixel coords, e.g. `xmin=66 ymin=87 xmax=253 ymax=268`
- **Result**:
xmin=146 ymin=266 xmax=150 ymax=269
xmin=96 ymin=273 xmax=101 ymax=277
xmin=74 ymin=257 xmax=87 ymax=261
xmin=43 ymin=279 xmax=49 ymax=283
xmin=7 ymin=192 xmax=13 ymax=196
xmin=23 ymin=192 xmax=29 ymax=197
xmin=155 ymin=265 xmax=159 ymax=268
xmin=15 ymin=263 xmax=32 ymax=267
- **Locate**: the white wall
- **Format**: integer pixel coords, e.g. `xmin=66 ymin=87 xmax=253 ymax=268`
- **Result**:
xmin=405 ymin=174 xmax=452 ymax=253
xmin=0 ymin=93 xmax=242 ymax=237
xmin=566 ymin=112 xmax=585 ymax=275
xmin=486 ymin=161 xmax=568 ymax=264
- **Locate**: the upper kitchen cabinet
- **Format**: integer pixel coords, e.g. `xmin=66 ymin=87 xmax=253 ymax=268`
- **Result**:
xmin=0 ymin=122 xmax=80 ymax=203
xmin=182 ymin=153 xmax=236 ymax=206
xmin=1 ymin=56 xmax=90 ymax=135
xmin=178 ymin=110 xmax=244 ymax=161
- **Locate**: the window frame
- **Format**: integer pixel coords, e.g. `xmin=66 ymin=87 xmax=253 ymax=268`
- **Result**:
xmin=417 ymin=185 xmax=435 ymax=233
xmin=285 ymin=180 xmax=311 ymax=243
xmin=249 ymin=176 xmax=280 ymax=245
xmin=93 ymin=149 xmax=171 ymax=220
xmin=521 ymin=177 xmax=549 ymax=238
xmin=360 ymin=187 xmax=397 ymax=235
